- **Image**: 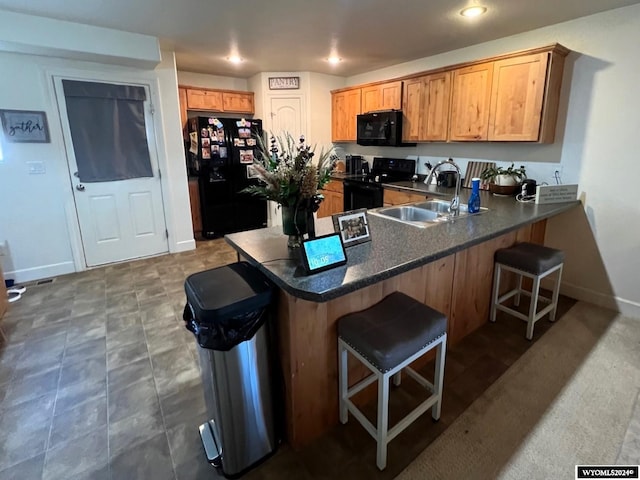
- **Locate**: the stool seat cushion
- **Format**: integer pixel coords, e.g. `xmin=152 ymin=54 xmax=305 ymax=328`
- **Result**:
xmin=495 ymin=242 xmax=564 ymax=275
xmin=338 ymin=292 xmax=447 ymax=373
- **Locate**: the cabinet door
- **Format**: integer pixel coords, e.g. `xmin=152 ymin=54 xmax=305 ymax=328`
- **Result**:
xmin=361 ymin=81 xmax=402 ymax=113
xmin=186 ymin=89 xmax=223 ymax=111
xmin=402 ymin=78 xmax=423 ymax=142
xmin=383 ymin=189 xmax=425 ymax=206
xmin=488 ymin=53 xmax=548 ymax=141
xmin=449 ymin=63 xmax=493 ymax=141
xmin=179 ymin=88 xmax=188 ymax=138
xmin=421 ymin=72 xmax=452 ymax=141
xmin=222 ymin=91 xmax=255 ymax=114
xmin=331 ymin=89 xmax=361 ymax=142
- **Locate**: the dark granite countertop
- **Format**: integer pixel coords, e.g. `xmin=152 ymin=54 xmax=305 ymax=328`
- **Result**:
xmin=225 ymin=191 xmax=580 ymax=302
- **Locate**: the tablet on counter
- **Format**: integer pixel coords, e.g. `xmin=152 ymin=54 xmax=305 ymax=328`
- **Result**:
xmin=300 ymin=233 xmax=347 ymax=275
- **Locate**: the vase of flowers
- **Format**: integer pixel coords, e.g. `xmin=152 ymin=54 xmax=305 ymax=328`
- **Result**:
xmin=242 ymin=132 xmax=337 ymax=248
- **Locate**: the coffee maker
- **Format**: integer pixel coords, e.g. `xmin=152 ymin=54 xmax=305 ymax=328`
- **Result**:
xmin=345 ymin=155 xmax=363 ymax=174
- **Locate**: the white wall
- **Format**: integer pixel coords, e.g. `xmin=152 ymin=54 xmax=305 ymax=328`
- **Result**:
xmin=0 ymin=31 xmax=193 ymax=282
xmin=339 ymin=5 xmax=640 ymax=317
xmin=177 ymin=71 xmax=248 ymax=91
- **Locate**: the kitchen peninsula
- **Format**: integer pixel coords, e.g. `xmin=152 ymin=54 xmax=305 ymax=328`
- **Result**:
xmin=225 ymin=191 xmax=579 ymax=448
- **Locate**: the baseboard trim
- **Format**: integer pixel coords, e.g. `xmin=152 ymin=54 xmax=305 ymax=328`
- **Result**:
xmin=173 ymin=239 xmax=196 ymax=253
xmin=561 ymin=282 xmax=640 ymax=319
xmin=6 ymin=261 xmax=76 ymax=284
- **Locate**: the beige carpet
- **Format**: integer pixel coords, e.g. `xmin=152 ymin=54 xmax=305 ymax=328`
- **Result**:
xmin=396 ymin=302 xmax=640 ymax=480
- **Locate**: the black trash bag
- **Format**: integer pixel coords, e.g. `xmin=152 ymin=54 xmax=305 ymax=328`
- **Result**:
xmin=183 ymin=303 xmax=268 ymax=351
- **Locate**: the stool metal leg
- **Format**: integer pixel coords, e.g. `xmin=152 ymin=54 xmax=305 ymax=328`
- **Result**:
xmin=432 ymin=335 xmax=447 ymax=420
xmin=490 ymin=263 xmax=501 ymax=322
xmin=376 ymin=372 xmax=390 ymax=470
xmin=526 ymin=275 xmax=541 ymax=340
xmin=514 ymin=274 xmax=523 ymax=307
xmin=338 ymin=341 xmax=349 ymax=424
xmin=549 ymin=264 xmax=563 ymax=322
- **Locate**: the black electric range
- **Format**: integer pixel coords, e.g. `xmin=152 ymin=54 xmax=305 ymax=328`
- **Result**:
xmin=343 ymin=157 xmax=416 ymax=211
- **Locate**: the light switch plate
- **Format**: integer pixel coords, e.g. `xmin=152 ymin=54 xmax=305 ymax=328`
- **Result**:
xmin=535 ymin=184 xmax=578 ymax=204
xmin=27 ymin=161 xmax=46 ymax=174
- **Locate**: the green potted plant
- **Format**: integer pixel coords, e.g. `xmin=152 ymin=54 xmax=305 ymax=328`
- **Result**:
xmin=480 ymin=163 xmax=526 ymax=195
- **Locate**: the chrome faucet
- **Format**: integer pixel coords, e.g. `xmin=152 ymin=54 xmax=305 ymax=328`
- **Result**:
xmin=423 ymin=158 xmax=462 ymax=216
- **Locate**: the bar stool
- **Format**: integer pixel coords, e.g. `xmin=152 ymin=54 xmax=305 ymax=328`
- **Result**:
xmin=337 ymin=292 xmax=447 ymax=470
xmin=490 ymin=242 xmax=564 ymax=340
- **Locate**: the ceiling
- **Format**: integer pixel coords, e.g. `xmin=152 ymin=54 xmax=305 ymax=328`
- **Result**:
xmin=1 ymin=0 xmax=639 ymax=77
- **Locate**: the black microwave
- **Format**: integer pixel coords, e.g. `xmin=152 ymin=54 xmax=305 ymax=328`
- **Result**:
xmin=357 ymin=110 xmax=406 ymax=146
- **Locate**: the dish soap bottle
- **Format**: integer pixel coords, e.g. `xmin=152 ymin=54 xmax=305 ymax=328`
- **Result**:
xmin=468 ymin=177 xmax=481 ymax=214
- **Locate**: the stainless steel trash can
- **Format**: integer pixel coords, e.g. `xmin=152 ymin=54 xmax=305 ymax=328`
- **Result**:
xmin=184 ymin=262 xmax=277 ymax=478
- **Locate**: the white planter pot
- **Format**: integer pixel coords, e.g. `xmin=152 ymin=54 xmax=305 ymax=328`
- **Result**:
xmin=495 ymin=174 xmax=518 ymax=186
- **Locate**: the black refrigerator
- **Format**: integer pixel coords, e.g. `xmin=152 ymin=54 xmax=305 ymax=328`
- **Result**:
xmin=187 ymin=116 xmax=267 ymax=239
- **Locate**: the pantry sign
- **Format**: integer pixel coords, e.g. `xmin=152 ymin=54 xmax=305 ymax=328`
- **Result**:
xmin=268 ymin=77 xmax=300 ymax=90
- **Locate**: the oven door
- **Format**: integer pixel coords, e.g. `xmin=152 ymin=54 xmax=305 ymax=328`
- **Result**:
xmin=343 ymin=180 xmax=384 ymax=211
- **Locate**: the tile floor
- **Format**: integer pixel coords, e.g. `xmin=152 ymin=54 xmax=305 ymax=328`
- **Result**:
xmin=0 ymin=239 xmax=574 ymax=479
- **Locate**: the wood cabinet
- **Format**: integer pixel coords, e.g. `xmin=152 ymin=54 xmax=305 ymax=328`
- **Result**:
xmin=186 ymin=88 xmax=223 ymax=111
xmin=402 ymin=72 xmax=452 ymax=142
xmin=360 ymin=81 xmax=402 ymax=113
xmin=339 ymin=44 xmax=568 ymax=144
xmin=449 ymin=62 xmax=494 ymax=141
xmin=488 ymin=52 xmax=550 ymax=142
xmin=222 ymin=91 xmax=255 ymax=114
xmin=317 ymin=180 xmax=344 ymax=218
xmin=178 ymin=87 xmax=188 ymax=134
xmin=383 ymin=188 xmax=426 ymax=206
xmin=181 ymin=86 xmax=255 ymax=115
xmin=188 ymin=178 xmax=202 ymax=239
xmin=331 ymin=89 xmax=361 ymax=142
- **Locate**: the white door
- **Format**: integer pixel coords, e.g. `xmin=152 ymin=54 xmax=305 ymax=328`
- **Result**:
xmin=269 ymin=96 xmax=305 ymax=140
xmin=267 ymin=95 xmax=306 ymax=226
xmin=53 ymin=77 xmax=168 ymax=267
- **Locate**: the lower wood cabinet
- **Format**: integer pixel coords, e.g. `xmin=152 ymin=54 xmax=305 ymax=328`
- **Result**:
xmin=317 ymin=180 xmax=344 ymax=218
xmin=383 ymin=188 xmax=426 ymax=206
xmin=188 ymin=178 xmax=202 ymax=239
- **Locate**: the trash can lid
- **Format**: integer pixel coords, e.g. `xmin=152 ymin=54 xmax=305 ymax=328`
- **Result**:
xmin=184 ymin=262 xmax=273 ymax=323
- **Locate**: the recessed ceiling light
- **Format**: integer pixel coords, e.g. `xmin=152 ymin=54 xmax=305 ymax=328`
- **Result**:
xmin=460 ymin=6 xmax=487 ymax=17
xmin=227 ymin=55 xmax=244 ymax=64
xmin=327 ymin=56 xmax=342 ymax=64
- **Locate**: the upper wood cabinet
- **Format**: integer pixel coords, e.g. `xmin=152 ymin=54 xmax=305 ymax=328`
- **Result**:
xmin=331 ymin=44 xmax=568 ymax=144
xmin=222 ymin=91 xmax=255 ymax=114
xmin=449 ymin=63 xmax=494 ymax=141
xmin=181 ymin=86 xmax=255 ymax=114
xmin=488 ymin=52 xmax=550 ymax=142
xmin=178 ymin=87 xmax=188 ymax=133
xmin=186 ymin=88 xmax=223 ymax=111
xmin=361 ymin=81 xmax=402 ymax=113
xmin=402 ymin=72 xmax=452 ymax=142
xmin=332 ymin=88 xmax=361 ymax=142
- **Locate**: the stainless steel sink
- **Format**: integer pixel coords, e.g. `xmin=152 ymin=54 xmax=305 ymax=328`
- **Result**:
xmin=369 ymin=199 xmax=488 ymax=227
xmin=413 ymin=199 xmax=489 ymax=216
